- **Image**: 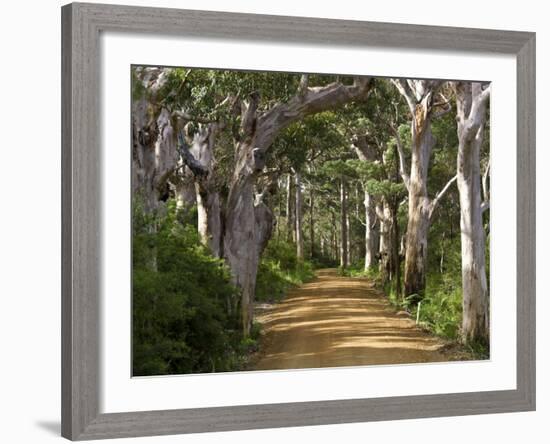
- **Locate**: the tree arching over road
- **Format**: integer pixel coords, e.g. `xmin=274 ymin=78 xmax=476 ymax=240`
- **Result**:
xmin=131 ymin=67 xmax=491 ymax=376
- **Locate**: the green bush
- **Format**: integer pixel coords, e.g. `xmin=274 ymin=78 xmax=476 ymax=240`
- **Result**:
xmin=338 ymin=261 xmax=379 ymax=279
xmin=132 ymin=199 xmax=244 ymax=376
xmin=255 ymin=240 xmax=315 ymax=302
xmin=415 ymin=272 xmax=463 ymax=339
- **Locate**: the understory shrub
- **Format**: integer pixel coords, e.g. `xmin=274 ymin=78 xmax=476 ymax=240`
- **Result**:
xmin=132 ymin=199 xmax=245 ymax=376
xmin=255 ymin=240 xmax=315 ymax=302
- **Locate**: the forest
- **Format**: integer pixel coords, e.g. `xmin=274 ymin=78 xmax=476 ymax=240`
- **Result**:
xmin=131 ymin=66 xmax=490 ymax=376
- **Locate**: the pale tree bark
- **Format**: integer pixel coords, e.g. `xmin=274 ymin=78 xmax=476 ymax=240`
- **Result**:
xmin=340 ymin=180 xmax=349 ymax=268
xmin=331 ymin=211 xmax=337 ymax=261
xmin=132 ymin=68 xmax=179 ymax=212
xmin=390 ymin=143 xmax=402 ymax=298
xmin=391 ymin=198 xmax=401 ymax=298
xmin=295 ymin=171 xmax=304 ymax=261
xmin=223 ymin=168 xmax=275 ymax=336
xmin=180 ymin=121 xmax=274 ymax=327
xmin=309 ymin=186 xmax=315 ymax=258
xmin=372 ymin=142 xmax=403 ymax=291
xmin=175 ymin=176 xmax=197 ymax=211
xmin=352 ymin=135 xmax=380 ymax=270
xmin=286 ymin=174 xmax=294 ymax=242
xmin=346 ymin=210 xmax=352 ymax=266
xmin=391 ymin=79 xmax=456 ymax=300
xmin=364 ymin=192 xmax=378 ymax=270
xmin=178 ymin=123 xmax=223 ymax=257
xmin=376 ymin=199 xmax=394 ymax=283
xmin=455 ymin=81 xmax=491 ymax=344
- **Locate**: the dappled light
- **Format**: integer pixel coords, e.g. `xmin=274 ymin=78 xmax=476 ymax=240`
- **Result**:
xmin=131 ymin=66 xmax=490 ymax=376
xmin=253 ymin=269 xmax=450 ymax=370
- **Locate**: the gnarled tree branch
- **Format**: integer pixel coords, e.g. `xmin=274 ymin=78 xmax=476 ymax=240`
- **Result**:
xmin=389 ymin=125 xmax=411 ymax=192
xmin=255 ymin=76 xmax=372 ymax=150
xmin=391 ymin=78 xmax=416 ymax=113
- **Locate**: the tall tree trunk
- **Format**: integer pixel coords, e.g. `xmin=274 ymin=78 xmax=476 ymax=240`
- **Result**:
xmin=178 ymin=123 xmax=224 ymax=256
xmin=376 ymin=196 xmax=400 ymax=288
xmin=340 ymin=180 xmax=348 ymax=268
xmin=378 ymin=201 xmax=388 ymax=276
xmin=392 ymin=79 xmax=456 ymax=301
xmin=295 ymin=171 xmax=304 ymax=260
xmin=309 ymin=186 xmax=315 ymax=258
xmin=132 ymin=100 xmax=179 ymax=211
xmin=286 ymin=174 xmax=294 ymax=242
xmin=331 ymin=211 xmax=337 ymax=261
xmin=223 ymin=142 xmax=274 ymax=337
xmin=190 ymin=125 xmax=223 ymax=256
xmin=364 ymin=189 xmax=377 ymax=270
xmin=195 ymin=189 xmax=222 ymax=257
xmin=390 ymin=199 xmax=401 ymax=299
xmin=455 ymin=81 xmax=491 ymax=344
xmin=346 ymin=210 xmax=351 ymax=266
xmin=377 ymin=199 xmax=394 ymax=283
xmin=402 ymin=110 xmax=433 ymax=300
xmin=352 ymin=135 xmax=379 ymax=271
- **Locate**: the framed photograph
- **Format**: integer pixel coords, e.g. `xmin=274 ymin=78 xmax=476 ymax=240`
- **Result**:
xmin=61 ymin=2 xmax=535 ymax=440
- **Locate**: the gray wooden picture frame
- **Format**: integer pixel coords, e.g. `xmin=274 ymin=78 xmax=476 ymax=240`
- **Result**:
xmin=61 ymin=2 xmax=536 ymax=440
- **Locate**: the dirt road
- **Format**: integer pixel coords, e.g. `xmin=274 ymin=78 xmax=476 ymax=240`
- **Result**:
xmin=252 ymin=269 xmax=452 ymax=370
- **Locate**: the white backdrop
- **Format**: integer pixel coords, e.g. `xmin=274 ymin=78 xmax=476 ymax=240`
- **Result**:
xmin=0 ymin=0 xmax=546 ymax=443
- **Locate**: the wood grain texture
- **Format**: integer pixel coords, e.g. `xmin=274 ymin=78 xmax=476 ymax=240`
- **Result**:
xmin=76 ymin=390 xmax=531 ymax=440
xmin=516 ymin=34 xmax=536 ymax=410
xmin=76 ymin=2 xmax=531 ymax=53
xmin=61 ymin=2 xmax=536 ymax=440
xmin=61 ymin=4 xmax=73 ymax=438
xmin=62 ymin=3 xmax=101 ymax=440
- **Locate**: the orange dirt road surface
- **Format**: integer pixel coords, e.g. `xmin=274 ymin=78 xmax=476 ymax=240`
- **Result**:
xmin=252 ymin=269 xmax=453 ymax=370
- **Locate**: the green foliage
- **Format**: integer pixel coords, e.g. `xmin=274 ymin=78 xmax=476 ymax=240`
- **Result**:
xmin=338 ymin=261 xmax=375 ymax=278
xmin=131 ymin=68 xmax=147 ymax=102
xmin=365 ymin=178 xmax=406 ymax=200
xmin=132 ymin=199 xmax=247 ymax=376
xmin=321 ymin=159 xmax=358 ymax=180
xmin=132 ymin=67 xmax=492 ymax=364
xmin=415 ymin=271 xmax=463 ymax=339
xmin=270 ymin=112 xmax=346 ymax=171
xmin=256 ymin=240 xmax=315 ymax=303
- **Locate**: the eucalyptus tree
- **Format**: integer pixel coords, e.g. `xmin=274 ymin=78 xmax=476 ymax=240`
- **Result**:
xmin=135 ymin=68 xmax=373 ymax=335
xmin=391 ymin=79 xmax=457 ymax=301
xmin=224 ymin=75 xmax=373 ymax=334
xmin=350 ymin=140 xmax=406 ymax=289
xmin=344 ymin=80 xmax=408 ymax=275
xmin=351 ymin=134 xmax=379 ymax=270
xmin=132 ymin=67 xmax=182 ymax=212
xmin=454 ymin=81 xmax=491 ymax=344
xmin=321 ymin=160 xmax=360 ymax=269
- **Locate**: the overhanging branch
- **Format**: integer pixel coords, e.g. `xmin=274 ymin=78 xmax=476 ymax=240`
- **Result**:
xmin=429 ymin=175 xmax=457 ymax=220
